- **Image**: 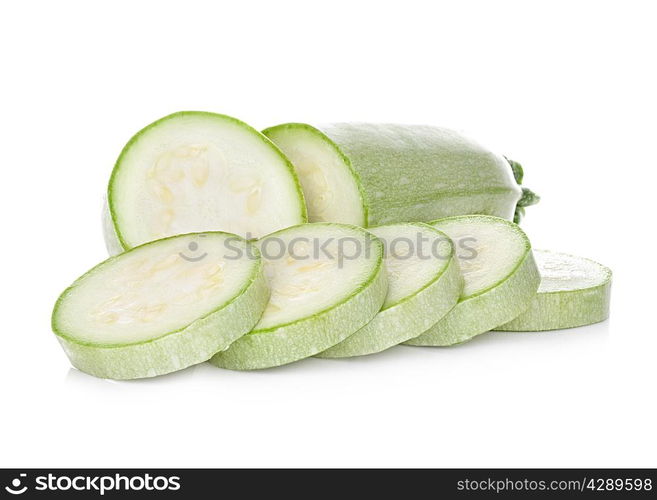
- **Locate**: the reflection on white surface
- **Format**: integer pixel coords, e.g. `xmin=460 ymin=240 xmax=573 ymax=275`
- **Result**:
xmin=63 ymin=319 xmax=611 ymax=387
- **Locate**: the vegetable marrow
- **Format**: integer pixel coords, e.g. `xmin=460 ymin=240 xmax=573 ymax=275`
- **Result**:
xmin=405 ymin=215 xmax=540 ymax=346
xmin=317 ymin=223 xmax=463 ymax=358
xmin=495 ymin=250 xmax=612 ymax=331
xmin=210 ymin=223 xmax=388 ymax=369
xmin=51 ymin=232 xmax=269 ymax=379
xmin=263 ymin=123 xmax=538 ymax=226
xmin=105 ymin=111 xmax=307 ymax=253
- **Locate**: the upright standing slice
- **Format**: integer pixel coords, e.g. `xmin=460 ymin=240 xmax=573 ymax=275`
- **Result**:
xmin=210 ymin=223 xmax=388 ymax=370
xmin=105 ymin=111 xmax=306 ymax=254
xmin=496 ymin=250 xmax=612 ymax=331
xmin=52 ymin=232 xmax=269 ymax=379
xmin=318 ymin=223 xmax=463 ymax=358
xmin=406 ymin=215 xmax=540 ymax=346
xmin=263 ymin=123 xmax=537 ymax=226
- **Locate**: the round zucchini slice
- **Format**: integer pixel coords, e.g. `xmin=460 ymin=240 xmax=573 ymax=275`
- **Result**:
xmin=406 ymin=215 xmax=540 ymax=346
xmin=318 ymin=223 xmax=463 ymax=358
xmin=210 ymin=223 xmax=388 ymax=369
xmin=105 ymin=111 xmax=306 ymax=253
xmin=495 ymin=250 xmax=612 ymax=331
xmin=52 ymin=232 xmax=269 ymax=379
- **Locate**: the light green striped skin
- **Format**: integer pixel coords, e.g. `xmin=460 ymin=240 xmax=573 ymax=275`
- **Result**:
xmin=210 ymin=224 xmax=388 ymax=370
xmin=406 ymin=216 xmax=540 ymax=346
xmin=52 ymin=233 xmax=270 ymax=380
xmin=495 ymin=250 xmax=612 ymax=331
xmin=317 ymin=223 xmax=463 ymax=358
xmin=263 ymin=123 xmax=522 ymax=226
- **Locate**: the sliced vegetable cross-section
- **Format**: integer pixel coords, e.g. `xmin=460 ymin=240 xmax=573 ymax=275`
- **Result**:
xmin=318 ymin=223 xmax=463 ymax=358
xmin=406 ymin=215 xmax=540 ymax=346
xmin=52 ymin=232 xmax=269 ymax=379
xmin=496 ymin=250 xmax=612 ymax=331
xmin=105 ymin=111 xmax=307 ymax=254
xmin=210 ymin=223 xmax=388 ymax=369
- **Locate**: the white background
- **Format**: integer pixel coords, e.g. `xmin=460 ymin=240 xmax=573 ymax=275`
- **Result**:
xmin=1 ymin=0 xmax=655 ymax=468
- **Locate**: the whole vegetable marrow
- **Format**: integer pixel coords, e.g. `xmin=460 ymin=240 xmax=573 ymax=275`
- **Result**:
xmin=263 ymin=123 xmax=538 ymax=226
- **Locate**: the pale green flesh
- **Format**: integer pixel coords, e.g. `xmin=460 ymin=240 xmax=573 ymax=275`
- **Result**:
xmin=263 ymin=123 xmax=521 ymax=227
xmin=495 ymin=250 xmax=612 ymax=331
xmin=317 ymin=223 xmax=463 ymax=358
xmin=107 ymin=112 xmax=306 ymax=253
xmin=405 ymin=215 xmax=540 ymax=346
xmin=210 ymin=223 xmax=388 ymax=370
xmin=52 ymin=232 xmax=269 ymax=380
xmin=261 ymin=125 xmax=366 ymax=225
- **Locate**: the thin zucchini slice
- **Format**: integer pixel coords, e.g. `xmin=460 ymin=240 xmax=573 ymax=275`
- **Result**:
xmin=318 ymin=223 xmax=462 ymax=358
xmin=210 ymin=223 xmax=388 ymax=369
xmin=406 ymin=215 xmax=540 ymax=346
xmin=105 ymin=111 xmax=306 ymax=253
xmin=496 ymin=250 xmax=612 ymax=331
xmin=52 ymin=232 xmax=269 ymax=379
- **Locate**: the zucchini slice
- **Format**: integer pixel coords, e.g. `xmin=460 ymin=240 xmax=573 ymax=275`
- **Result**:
xmin=105 ymin=112 xmax=306 ymax=253
xmin=406 ymin=215 xmax=540 ymax=346
xmin=318 ymin=223 xmax=463 ymax=358
xmin=496 ymin=250 xmax=612 ymax=331
xmin=263 ymin=123 xmax=532 ymax=226
xmin=52 ymin=232 xmax=269 ymax=379
xmin=210 ymin=223 xmax=388 ymax=369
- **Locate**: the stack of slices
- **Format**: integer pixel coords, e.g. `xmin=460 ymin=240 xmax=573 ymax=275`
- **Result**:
xmin=52 ymin=112 xmax=611 ymax=379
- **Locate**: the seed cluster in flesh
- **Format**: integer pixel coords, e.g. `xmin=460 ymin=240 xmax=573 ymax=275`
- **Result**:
xmin=294 ymin=153 xmax=332 ymax=219
xmin=253 ymin=226 xmax=377 ymax=330
xmin=143 ymin=143 xmax=270 ymax=240
xmin=262 ymin=126 xmax=366 ymax=225
xmin=145 ymin=144 xmax=218 ymax=239
xmin=91 ymin=254 xmax=225 ymax=326
xmin=108 ymin=113 xmax=307 ymax=250
xmin=437 ymin=218 xmax=527 ymax=297
xmin=54 ymin=234 xmax=257 ymax=345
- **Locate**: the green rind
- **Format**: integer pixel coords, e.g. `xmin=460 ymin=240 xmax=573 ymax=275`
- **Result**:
xmin=108 ymin=111 xmax=308 ymax=253
xmin=210 ymin=225 xmax=388 ymax=370
xmin=405 ymin=216 xmax=540 ymax=346
xmin=406 ymin=252 xmax=539 ymax=346
xmin=317 ymin=250 xmax=462 ymax=358
xmin=495 ymin=253 xmax=612 ymax=331
xmin=51 ymin=232 xmax=270 ymax=380
xmin=264 ymin=122 xmax=523 ymax=226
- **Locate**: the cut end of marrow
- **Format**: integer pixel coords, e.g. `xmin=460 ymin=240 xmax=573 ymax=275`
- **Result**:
xmin=262 ymin=123 xmax=367 ymax=226
xmin=106 ymin=112 xmax=307 ymax=253
xmin=210 ymin=223 xmax=388 ymax=370
xmin=495 ymin=250 xmax=612 ymax=331
xmin=52 ymin=232 xmax=269 ymax=379
xmin=317 ymin=222 xmax=463 ymax=358
xmin=405 ymin=215 xmax=540 ymax=346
